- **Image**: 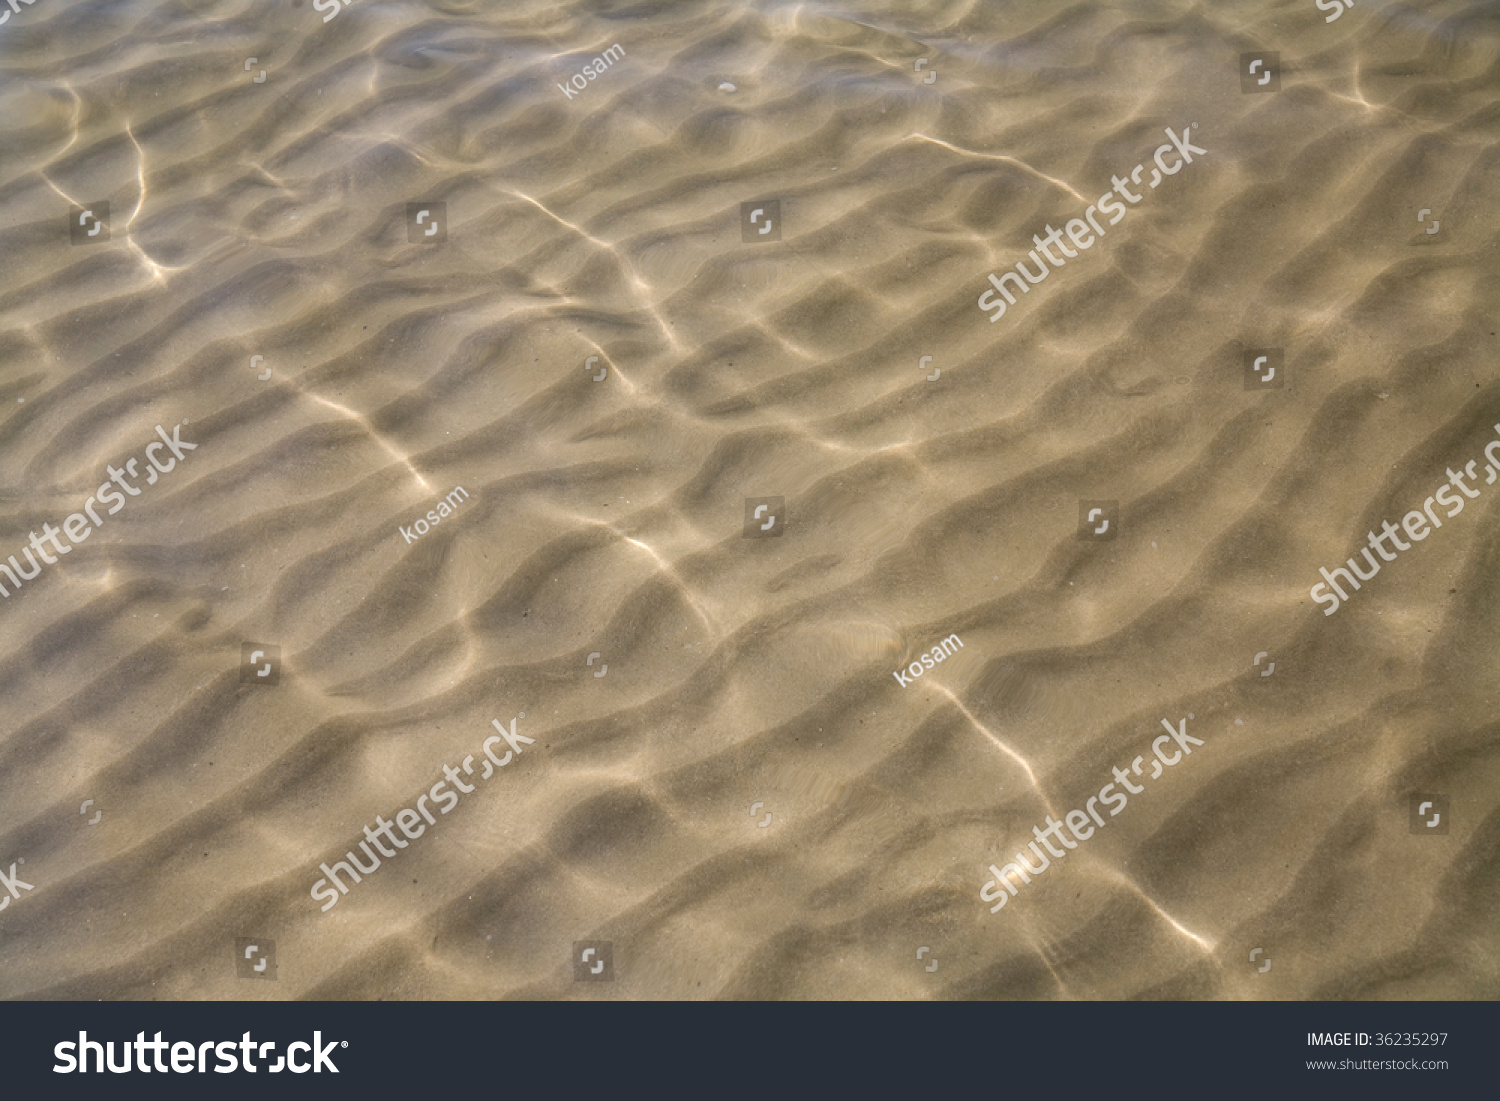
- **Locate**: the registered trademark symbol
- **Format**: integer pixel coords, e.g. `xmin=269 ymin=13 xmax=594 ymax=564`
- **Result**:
xmin=341 ymin=1041 xmax=348 ymax=1047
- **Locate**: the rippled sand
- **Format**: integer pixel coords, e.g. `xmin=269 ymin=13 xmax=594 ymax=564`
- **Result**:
xmin=1 ymin=0 xmax=1497 ymax=1001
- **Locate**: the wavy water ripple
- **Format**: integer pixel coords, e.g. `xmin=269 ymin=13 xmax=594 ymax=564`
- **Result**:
xmin=0 ymin=0 xmax=1496 ymax=1001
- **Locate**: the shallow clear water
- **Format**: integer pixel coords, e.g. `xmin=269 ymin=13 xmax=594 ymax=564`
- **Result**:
xmin=0 ymin=0 xmax=1496 ymax=1000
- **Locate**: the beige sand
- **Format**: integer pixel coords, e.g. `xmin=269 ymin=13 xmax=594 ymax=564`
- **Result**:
xmin=0 ymin=0 xmax=1497 ymax=1000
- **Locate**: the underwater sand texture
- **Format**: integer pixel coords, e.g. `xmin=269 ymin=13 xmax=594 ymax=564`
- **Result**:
xmin=0 ymin=0 xmax=1498 ymax=1000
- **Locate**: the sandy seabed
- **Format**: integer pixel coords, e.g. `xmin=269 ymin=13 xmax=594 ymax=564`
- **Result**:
xmin=0 ymin=0 xmax=1497 ymax=1000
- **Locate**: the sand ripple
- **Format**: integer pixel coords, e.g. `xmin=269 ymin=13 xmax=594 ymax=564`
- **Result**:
xmin=0 ymin=0 xmax=1497 ymax=1000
